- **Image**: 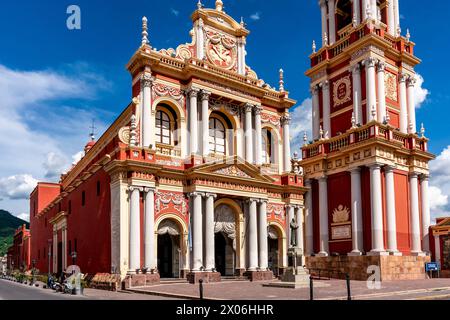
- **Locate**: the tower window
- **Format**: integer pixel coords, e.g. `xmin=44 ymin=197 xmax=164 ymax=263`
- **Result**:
xmin=262 ymin=129 xmax=273 ymax=164
xmin=97 ymin=181 xmax=101 ymax=196
xmin=81 ymin=191 xmax=86 ymax=206
xmin=68 ymin=200 xmax=72 ymax=215
xmin=156 ymin=110 xmax=172 ymax=145
xmin=209 ymin=117 xmax=226 ymax=155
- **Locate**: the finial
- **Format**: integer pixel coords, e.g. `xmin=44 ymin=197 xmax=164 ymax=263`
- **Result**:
xmin=303 ymin=132 xmax=308 ymax=146
xmin=141 ymin=16 xmax=150 ymax=47
xmin=240 ymin=16 xmax=245 ymax=27
xmin=89 ymin=119 xmax=97 ymax=142
xmin=215 ymin=0 xmax=223 ymax=12
xmin=197 ymin=0 xmax=203 ymax=10
xmin=420 ymin=123 xmax=426 ymax=138
xmin=406 ymin=28 xmax=411 ymax=42
xmin=396 ymin=25 xmax=402 ymax=37
xmin=312 ymin=40 xmax=316 ymax=54
xmin=130 ymin=114 xmax=137 ymax=146
xmin=319 ymin=126 xmax=324 ymax=140
xmin=323 ymin=32 xmax=328 ymax=47
xmin=351 ymin=112 xmax=357 ymax=128
xmin=408 ymin=120 xmax=414 ymax=133
xmin=384 ymin=112 xmax=391 ymax=126
xmin=293 ymin=151 xmax=299 ymax=160
xmin=352 ymin=13 xmax=358 ymax=27
xmin=371 ymin=105 xmax=377 ymax=120
xmin=279 ymin=69 xmax=285 ymax=92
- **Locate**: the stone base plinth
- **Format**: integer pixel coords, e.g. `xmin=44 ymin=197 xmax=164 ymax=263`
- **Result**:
xmin=245 ymin=270 xmax=274 ymax=282
xmin=122 ymin=273 xmax=160 ymax=289
xmin=306 ymin=255 xmax=431 ymax=281
xmin=187 ymin=272 xmax=222 ymax=284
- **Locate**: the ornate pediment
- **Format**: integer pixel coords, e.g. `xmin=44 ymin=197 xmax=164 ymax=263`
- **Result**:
xmin=190 ymin=156 xmax=275 ymax=184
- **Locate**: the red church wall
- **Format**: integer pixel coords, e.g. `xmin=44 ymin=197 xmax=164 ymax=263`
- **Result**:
xmin=30 ymin=183 xmax=61 ymax=218
xmin=361 ymin=167 xmax=372 ymax=253
xmin=394 ymin=170 xmax=411 ymax=254
xmin=65 ymin=169 xmax=112 ymax=274
xmin=387 ymin=109 xmax=400 ymax=128
xmin=331 ymin=109 xmax=353 ymax=137
xmin=327 ymin=172 xmax=352 ymax=254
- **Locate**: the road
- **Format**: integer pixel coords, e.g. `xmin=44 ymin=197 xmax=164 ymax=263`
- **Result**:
xmin=0 ymin=279 xmax=179 ymax=300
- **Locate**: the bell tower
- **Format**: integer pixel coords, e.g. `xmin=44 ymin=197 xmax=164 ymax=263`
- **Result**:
xmin=298 ymin=0 xmax=436 ymax=281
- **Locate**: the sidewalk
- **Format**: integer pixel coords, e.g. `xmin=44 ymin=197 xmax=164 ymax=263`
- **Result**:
xmin=125 ymin=278 xmax=450 ymax=300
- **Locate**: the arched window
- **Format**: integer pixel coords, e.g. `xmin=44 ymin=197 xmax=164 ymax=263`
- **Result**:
xmin=156 ymin=110 xmax=171 ymax=145
xmin=209 ymin=117 xmax=226 ymax=155
xmin=262 ymin=129 xmax=272 ymax=164
xmin=336 ymin=0 xmax=353 ymax=33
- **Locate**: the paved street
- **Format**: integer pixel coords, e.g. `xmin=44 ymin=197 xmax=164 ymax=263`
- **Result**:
xmin=0 ymin=279 xmax=179 ymax=300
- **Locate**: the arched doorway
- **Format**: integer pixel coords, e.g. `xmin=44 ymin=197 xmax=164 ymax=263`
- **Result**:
xmin=268 ymin=226 xmax=280 ymax=277
xmin=214 ymin=204 xmax=237 ymax=276
xmin=157 ymin=219 xmax=181 ymax=279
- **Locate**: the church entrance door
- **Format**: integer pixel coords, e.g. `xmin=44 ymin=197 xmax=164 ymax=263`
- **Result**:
xmin=157 ymin=219 xmax=181 ymax=278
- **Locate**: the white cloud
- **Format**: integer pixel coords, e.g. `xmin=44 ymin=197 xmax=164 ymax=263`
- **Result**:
xmin=414 ymin=73 xmax=429 ymax=109
xmin=0 ymin=175 xmax=38 ymax=201
xmin=250 ymin=12 xmax=261 ymax=21
xmin=0 ymin=64 xmax=109 ymax=217
xmin=17 ymin=213 xmax=29 ymax=222
xmin=171 ymin=8 xmax=180 ymax=16
xmin=429 ymin=146 xmax=450 ymax=222
xmin=290 ymin=98 xmax=312 ymax=157
xmin=72 ymin=151 xmax=85 ymax=166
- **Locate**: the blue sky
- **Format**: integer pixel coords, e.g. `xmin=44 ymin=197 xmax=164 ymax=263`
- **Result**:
xmin=0 ymin=0 xmax=449 ymax=220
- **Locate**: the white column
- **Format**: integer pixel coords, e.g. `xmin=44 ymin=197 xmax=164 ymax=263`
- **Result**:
xmin=62 ymin=227 xmax=67 ymax=270
xmin=191 ymin=192 xmax=204 ymax=271
xmin=248 ymin=199 xmax=258 ymax=271
xmin=318 ymin=177 xmax=329 ymax=256
xmin=322 ymin=81 xmax=331 ymax=137
xmin=393 ymin=0 xmax=400 ymax=36
xmin=362 ymin=0 xmax=369 ymax=20
xmin=144 ymin=188 xmax=156 ymax=271
xmin=204 ymin=193 xmax=216 ymax=272
xmin=258 ymin=200 xmax=268 ymax=270
xmin=434 ymin=235 xmax=441 ymax=263
xmin=421 ymin=175 xmax=431 ymax=253
xmin=304 ymin=180 xmax=314 ymax=256
xmin=237 ymin=37 xmax=247 ymax=75
xmin=254 ymin=106 xmax=263 ymax=166
xmin=129 ymin=186 xmax=142 ymax=273
xmin=295 ymin=206 xmax=304 ymax=251
xmin=196 ymin=19 xmax=205 ymax=60
xmin=319 ymin=0 xmax=328 ymax=46
xmin=53 ymin=231 xmax=57 ymax=272
xmin=201 ymin=91 xmax=210 ymax=157
xmin=385 ymin=166 xmax=400 ymax=254
xmin=369 ymin=165 xmax=386 ymax=255
xmin=407 ymin=76 xmax=417 ymax=134
xmin=377 ymin=61 xmax=387 ymax=123
xmin=371 ymin=0 xmax=378 ymax=21
xmin=399 ymin=74 xmax=408 ymax=133
xmin=351 ymin=63 xmax=363 ymax=125
xmin=245 ymin=104 xmax=254 ymax=164
xmin=282 ymin=113 xmax=292 ymax=172
xmin=311 ymin=85 xmax=320 ymax=140
xmin=365 ymin=57 xmax=377 ymax=122
xmin=353 ymin=0 xmax=361 ymax=25
xmin=387 ymin=0 xmax=395 ymax=35
xmin=409 ymin=173 xmax=423 ymax=255
xmin=349 ymin=168 xmax=364 ymax=256
xmin=142 ymin=74 xmax=153 ymax=148
xmin=189 ymin=89 xmax=200 ymax=155
xmin=328 ymin=0 xmax=336 ymax=44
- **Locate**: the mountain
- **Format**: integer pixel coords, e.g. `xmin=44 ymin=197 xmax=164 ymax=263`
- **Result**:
xmin=0 ymin=210 xmax=29 ymax=256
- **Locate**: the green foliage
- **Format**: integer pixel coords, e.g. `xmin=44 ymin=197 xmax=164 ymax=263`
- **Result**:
xmin=0 ymin=209 xmax=29 ymax=256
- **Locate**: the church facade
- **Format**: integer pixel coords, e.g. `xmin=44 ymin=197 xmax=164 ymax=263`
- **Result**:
xmin=295 ymin=0 xmax=436 ymax=280
xmin=29 ymin=0 xmax=306 ymax=284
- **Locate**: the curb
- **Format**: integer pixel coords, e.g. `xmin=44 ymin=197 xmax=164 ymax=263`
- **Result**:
xmin=124 ymin=288 xmax=224 ymax=301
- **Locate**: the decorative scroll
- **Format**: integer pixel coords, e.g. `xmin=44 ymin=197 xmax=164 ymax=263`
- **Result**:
xmin=155 ymin=192 xmax=188 ymax=216
xmin=214 ymin=204 xmax=237 ymax=251
xmin=331 ymin=205 xmax=351 ymax=240
xmin=267 ymin=203 xmax=285 ymax=221
xmin=333 ymin=76 xmax=352 ymax=107
xmin=209 ymin=98 xmax=241 ymax=117
xmin=205 ymin=29 xmax=237 ymax=70
xmin=385 ymin=72 xmax=398 ymax=102
xmin=213 ymin=166 xmax=251 ymax=178
xmin=153 ymin=83 xmax=184 ymax=101
xmin=332 ymin=205 xmax=350 ymax=224
xmin=194 ymin=179 xmax=266 ymax=194
xmin=118 ymin=126 xmax=130 ymax=145
xmin=261 ymin=113 xmax=281 ymax=126
xmin=157 ymin=220 xmax=180 ymax=236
